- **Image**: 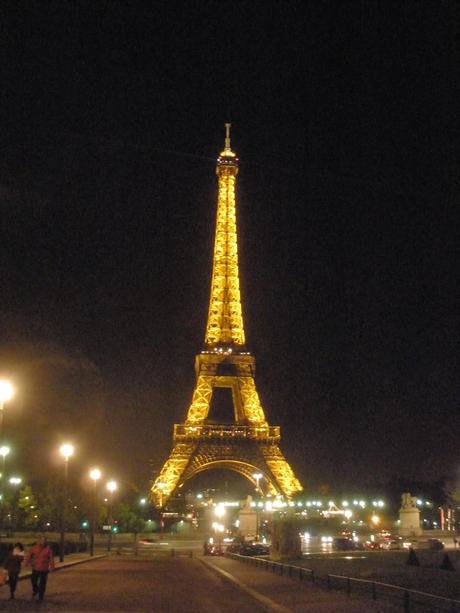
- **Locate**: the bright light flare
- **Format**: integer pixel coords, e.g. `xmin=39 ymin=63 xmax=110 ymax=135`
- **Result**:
xmin=60 ymin=443 xmax=74 ymax=460
xmin=0 ymin=381 xmax=14 ymax=403
xmin=215 ymin=504 xmax=226 ymax=518
xmin=89 ymin=468 xmax=102 ymax=481
xmin=0 ymin=446 xmax=10 ymax=458
xmin=107 ymin=480 xmax=117 ymax=493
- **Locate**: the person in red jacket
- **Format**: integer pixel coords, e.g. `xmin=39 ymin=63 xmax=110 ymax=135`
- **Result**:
xmin=24 ymin=535 xmax=55 ymax=601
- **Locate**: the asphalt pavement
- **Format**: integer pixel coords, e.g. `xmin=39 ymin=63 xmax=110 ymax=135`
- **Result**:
xmin=0 ymin=551 xmax=400 ymax=612
xmin=0 ymin=555 xmax=267 ymax=612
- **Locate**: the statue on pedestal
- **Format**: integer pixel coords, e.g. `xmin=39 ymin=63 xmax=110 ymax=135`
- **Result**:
xmin=399 ymin=492 xmax=422 ymax=537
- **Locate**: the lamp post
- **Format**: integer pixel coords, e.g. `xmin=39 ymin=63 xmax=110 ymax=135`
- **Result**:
xmin=106 ymin=480 xmax=117 ymax=552
xmin=0 ymin=446 xmax=10 ymax=480
xmin=252 ymin=474 xmax=263 ymax=540
xmin=89 ymin=468 xmax=102 ymax=556
xmin=0 ymin=381 xmax=14 ymax=436
xmin=8 ymin=477 xmax=22 ymax=535
xmin=252 ymin=472 xmax=263 ymax=494
xmin=215 ymin=505 xmax=226 ymax=551
xmin=59 ymin=443 xmax=74 ymax=562
xmin=157 ymin=482 xmax=166 ymax=535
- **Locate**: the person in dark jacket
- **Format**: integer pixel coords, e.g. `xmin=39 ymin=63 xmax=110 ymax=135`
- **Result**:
xmin=4 ymin=542 xmax=24 ymax=599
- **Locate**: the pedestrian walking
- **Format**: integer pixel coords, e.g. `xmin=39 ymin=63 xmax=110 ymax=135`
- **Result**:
xmin=25 ymin=535 xmax=55 ymax=601
xmin=4 ymin=542 xmax=24 ymax=599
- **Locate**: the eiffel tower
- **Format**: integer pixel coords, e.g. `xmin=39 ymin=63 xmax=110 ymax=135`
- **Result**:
xmin=151 ymin=125 xmax=303 ymax=507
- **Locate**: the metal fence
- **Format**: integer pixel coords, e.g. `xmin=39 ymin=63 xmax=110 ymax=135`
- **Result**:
xmin=226 ymin=552 xmax=460 ymax=612
xmin=117 ymin=545 xmax=194 ymax=558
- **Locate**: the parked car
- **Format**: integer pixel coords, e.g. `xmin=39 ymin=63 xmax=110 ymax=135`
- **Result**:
xmin=226 ymin=542 xmax=269 ymax=556
xmin=428 ymin=538 xmax=444 ymax=551
xmin=364 ymin=541 xmax=382 ymax=550
xmin=207 ymin=544 xmax=224 ymax=556
xmin=333 ymin=537 xmax=364 ymax=551
xmin=333 ymin=537 xmax=356 ymax=551
xmin=382 ymin=540 xmax=401 ymax=550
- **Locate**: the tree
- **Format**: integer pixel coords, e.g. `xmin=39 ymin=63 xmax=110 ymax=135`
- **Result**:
xmin=114 ymin=503 xmax=145 ymax=534
xmin=17 ymin=485 xmax=39 ymax=529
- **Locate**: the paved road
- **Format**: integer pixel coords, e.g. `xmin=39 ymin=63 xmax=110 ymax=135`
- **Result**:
xmin=0 ymin=556 xmax=267 ymax=612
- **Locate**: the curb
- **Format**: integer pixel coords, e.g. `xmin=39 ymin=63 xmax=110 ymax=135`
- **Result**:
xmin=200 ymin=557 xmax=291 ymax=613
xmin=15 ymin=554 xmax=108 ymax=583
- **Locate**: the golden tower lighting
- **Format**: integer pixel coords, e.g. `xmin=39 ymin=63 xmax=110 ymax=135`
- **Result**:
xmin=151 ymin=125 xmax=303 ymax=507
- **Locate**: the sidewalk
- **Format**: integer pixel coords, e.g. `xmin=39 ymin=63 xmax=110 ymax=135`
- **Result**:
xmin=201 ymin=555 xmax=399 ymax=612
xmin=16 ymin=551 xmax=107 ymax=582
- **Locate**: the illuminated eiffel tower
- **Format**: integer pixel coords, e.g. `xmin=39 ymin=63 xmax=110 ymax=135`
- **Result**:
xmin=151 ymin=125 xmax=303 ymax=507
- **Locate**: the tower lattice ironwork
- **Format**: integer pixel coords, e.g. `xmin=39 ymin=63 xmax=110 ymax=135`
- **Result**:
xmin=151 ymin=125 xmax=303 ymax=507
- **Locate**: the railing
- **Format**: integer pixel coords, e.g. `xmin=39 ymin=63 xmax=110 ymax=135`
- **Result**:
xmin=226 ymin=552 xmax=460 ymax=612
xmin=118 ymin=545 xmax=194 ymax=558
xmin=174 ymin=424 xmax=280 ymax=442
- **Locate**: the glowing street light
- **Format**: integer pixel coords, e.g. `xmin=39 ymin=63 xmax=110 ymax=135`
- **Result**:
xmin=8 ymin=477 xmax=21 ymax=486
xmin=59 ymin=443 xmax=75 ymax=562
xmin=0 ymin=446 xmax=10 ymax=478
xmin=252 ymin=472 xmax=263 ymax=493
xmin=0 ymin=380 xmax=14 ymax=435
xmin=89 ymin=468 xmax=102 ymax=556
xmin=60 ymin=443 xmax=74 ymax=462
xmin=90 ymin=468 xmax=102 ymax=482
xmin=214 ymin=505 xmax=226 ymax=519
xmin=107 ymin=480 xmax=117 ymax=494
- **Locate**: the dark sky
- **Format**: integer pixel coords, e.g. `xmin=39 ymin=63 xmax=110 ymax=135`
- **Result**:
xmin=0 ymin=1 xmax=458 ymax=494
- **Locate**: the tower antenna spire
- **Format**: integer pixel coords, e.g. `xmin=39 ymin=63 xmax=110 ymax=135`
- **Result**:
xmin=224 ymin=122 xmax=232 ymax=151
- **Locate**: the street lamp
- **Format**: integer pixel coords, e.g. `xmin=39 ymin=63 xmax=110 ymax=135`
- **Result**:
xmin=8 ymin=477 xmax=22 ymax=535
xmin=215 ymin=504 xmax=226 ymax=519
xmin=0 ymin=446 xmax=10 ymax=479
xmin=89 ymin=468 xmax=102 ymax=556
xmin=252 ymin=472 xmax=263 ymax=494
xmin=157 ymin=482 xmax=166 ymax=535
xmin=106 ymin=480 xmax=117 ymax=552
xmin=0 ymin=381 xmax=14 ymax=435
xmin=59 ymin=443 xmax=74 ymax=562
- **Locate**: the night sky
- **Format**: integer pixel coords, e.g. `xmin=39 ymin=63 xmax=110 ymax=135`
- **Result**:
xmin=0 ymin=2 xmax=458 ymax=495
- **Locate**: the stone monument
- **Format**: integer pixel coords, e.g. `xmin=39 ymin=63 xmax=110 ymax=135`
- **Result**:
xmin=238 ymin=496 xmax=258 ymax=541
xmin=270 ymin=518 xmax=302 ymax=561
xmin=399 ymin=493 xmax=422 ymax=536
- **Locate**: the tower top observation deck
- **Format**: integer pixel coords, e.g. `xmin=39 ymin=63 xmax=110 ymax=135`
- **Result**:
xmin=217 ymin=122 xmax=239 ymax=171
